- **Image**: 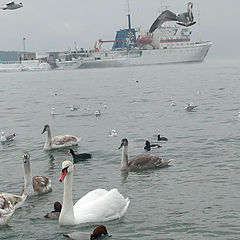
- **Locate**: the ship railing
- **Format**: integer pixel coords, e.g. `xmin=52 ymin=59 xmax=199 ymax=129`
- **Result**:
xmin=1 ymin=60 xmax=41 ymax=65
xmin=1 ymin=60 xmax=21 ymax=64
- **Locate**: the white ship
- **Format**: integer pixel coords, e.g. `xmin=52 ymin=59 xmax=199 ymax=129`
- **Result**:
xmin=55 ymin=2 xmax=211 ymax=69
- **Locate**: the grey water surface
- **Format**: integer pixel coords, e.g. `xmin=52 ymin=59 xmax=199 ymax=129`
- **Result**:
xmin=0 ymin=59 xmax=240 ymax=240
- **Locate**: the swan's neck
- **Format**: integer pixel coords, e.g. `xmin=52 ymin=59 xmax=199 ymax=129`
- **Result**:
xmin=59 ymin=172 xmax=75 ymax=225
xmin=44 ymin=128 xmax=52 ymax=149
xmin=23 ymin=163 xmax=34 ymax=196
xmin=121 ymin=146 xmax=129 ymax=171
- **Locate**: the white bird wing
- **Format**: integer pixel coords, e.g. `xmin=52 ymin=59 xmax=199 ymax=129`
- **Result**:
xmin=74 ymin=189 xmax=108 ymax=209
xmin=0 ymin=194 xmax=16 ymax=225
xmin=73 ymin=189 xmax=129 ymax=224
xmin=0 ymin=192 xmax=25 ymax=208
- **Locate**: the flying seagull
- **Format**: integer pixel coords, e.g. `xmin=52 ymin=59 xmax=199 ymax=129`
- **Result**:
xmin=149 ymin=2 xmax=196 ymax=33
xmin=1 ymin=1 xmax=23 ymax=10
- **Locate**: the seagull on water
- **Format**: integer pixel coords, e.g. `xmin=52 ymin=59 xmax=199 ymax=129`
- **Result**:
xmin=185 ymin=103 xmax=197 ymax=112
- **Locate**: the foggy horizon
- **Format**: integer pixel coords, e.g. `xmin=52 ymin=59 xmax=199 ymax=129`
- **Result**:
xmin=0 ymin=0 xmax=239 ymax=59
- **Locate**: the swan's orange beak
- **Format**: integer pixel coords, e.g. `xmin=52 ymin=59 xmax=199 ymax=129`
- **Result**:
xmin=59 ymin=168 xmax=67 ymax=182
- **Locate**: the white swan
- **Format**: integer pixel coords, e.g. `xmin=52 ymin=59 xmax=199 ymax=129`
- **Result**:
xmin=59 ymin=161 xmax=130 ymax=226
xmin=41 ymin=124 xmax=80 ymax=150
xmin=0 ymin=192 xmax=26 ymax=225
xmin=21 ymin=152 xmax=52 ymax=196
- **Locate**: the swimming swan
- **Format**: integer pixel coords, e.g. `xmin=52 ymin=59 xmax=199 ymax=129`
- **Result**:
xmin=21 ymin=152 xmax=52 ymax=196
xmin=119 ymin=138 xmax=171 ymax=171
xmin=41 ymin=124 xmax=80 ymax=150
xmin=0 ymin=192 xmax=27 ymax=225
xmin=59 ymin=160 xmax=130 ymax=226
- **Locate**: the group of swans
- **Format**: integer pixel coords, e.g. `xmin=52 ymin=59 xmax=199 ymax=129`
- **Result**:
xmin=0 ymin=152 xmax=52 ymax=225
xmin=1 ymin=123 xmax=171 ymax=231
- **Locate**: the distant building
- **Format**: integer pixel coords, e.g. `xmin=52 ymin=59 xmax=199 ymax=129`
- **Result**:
xmin=18 ymin=52 xmax=36 ymax=61
xmin=0 ymin=51 xmax=18 ymax=62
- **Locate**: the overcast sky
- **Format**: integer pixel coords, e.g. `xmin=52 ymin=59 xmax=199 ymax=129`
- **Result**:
xmin=0 ymin=0 xmax=239 ymax=59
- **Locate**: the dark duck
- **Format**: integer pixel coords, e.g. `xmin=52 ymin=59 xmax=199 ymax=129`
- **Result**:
xmin=69 ymin=149 xmax=92 ymax=163
xmin=144 ymin=140 xmax=161 ymax=151
xmin=44 ymin=202 xmax=62 ymax=220
xmin=157 ymin=134 xmax=168 ymax=141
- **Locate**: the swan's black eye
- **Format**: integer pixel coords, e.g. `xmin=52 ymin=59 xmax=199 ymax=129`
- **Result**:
xmin=62 ymin=166 xmax=69 ymax=173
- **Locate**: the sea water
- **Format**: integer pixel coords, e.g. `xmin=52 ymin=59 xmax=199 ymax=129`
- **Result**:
xmin=0 ymin=59 xmax=240 ymax=239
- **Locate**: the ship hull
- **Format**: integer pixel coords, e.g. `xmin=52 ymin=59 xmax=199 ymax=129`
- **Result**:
xmin=77 ymin=41 xmax=211 ymax=69
xmin=0 ymin=60 xmax=51 ymax=72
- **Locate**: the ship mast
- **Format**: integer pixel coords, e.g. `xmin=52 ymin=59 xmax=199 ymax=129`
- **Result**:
xmin=127 ymin=0 xmax=131 ymax=29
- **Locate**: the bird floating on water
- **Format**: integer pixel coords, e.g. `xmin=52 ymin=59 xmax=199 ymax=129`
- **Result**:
xmin=69 ymin=149 xmax=92 ymax=163
xmin=157 ymin=134 xmax=168 ymax=141
xmin=0 ymin=192 xmax=26 ymax=225
xmin=58 ymin=160 xmax=130 ymax=226
xmin=95 ymin=110 xmax=101 ymax=117
xmin=84 ymin=106 xmax=91 ymax=111
xmin=21 ymin=152 xmax=52 ymax=196
xmin=41 ymin=124 xmax=81 ymax=150
xmin=44 ymin=202 xmax=62 ymax=220
xmin=119 ymin=138 xmax=170 ymax=171
xmin=0 ymin=132 xmax=16 ymax=143
xmin=70 ymin=105 xmax=79 ymax=111
xmin=50 ymin=107 xmax=56 ymax=116
xmin=185 ymin=103 xmax=197 ymax=112
xmin=63 ymin=225 xmax=110 ymax=240
xmin=144 ymin=140 xmax=161 ymax=151
xmin=109 ymin=129 xmax=117 ymax=137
